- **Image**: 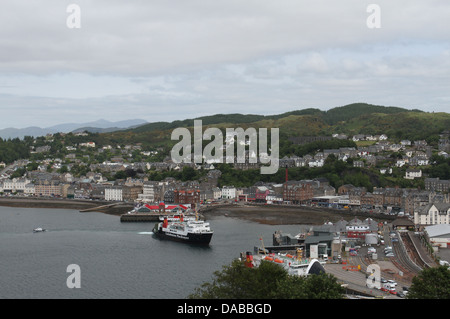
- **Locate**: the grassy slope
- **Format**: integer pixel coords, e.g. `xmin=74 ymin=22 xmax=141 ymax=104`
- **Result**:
xmin=100 ymin=104 xmax=450 ymax=146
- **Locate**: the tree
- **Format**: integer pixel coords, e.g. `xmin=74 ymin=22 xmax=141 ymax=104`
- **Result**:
xmin=181 ymin=166 xmax=196 ymax=181
xmin=114 ymin=170 xmax=127 ymax=180
xmin=188 ymin=259 xmax=344 ymax=299
xmin=407 ymin=265 xmax=450 ymax=299
xmin=58 ymin=165 xmax=69 ymax=174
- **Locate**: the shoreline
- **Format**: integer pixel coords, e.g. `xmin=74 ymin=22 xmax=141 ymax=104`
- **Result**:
xmin=0 ymin=197 xmax=395 ymax=225
xmin=202 ymin=204 xmax=394 ymax=225
xmin=0 ymin=197 xmax=133 ymax=215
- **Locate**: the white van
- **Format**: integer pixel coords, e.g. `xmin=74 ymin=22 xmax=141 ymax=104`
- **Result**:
xmin=387 ymin=280 xmax=397 ymax=287
xmin=383 ymin=283 xmax=396 ymax=290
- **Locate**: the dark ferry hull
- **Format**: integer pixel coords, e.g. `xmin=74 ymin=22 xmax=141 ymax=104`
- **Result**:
xmin=153 ymin=224 xmax=213 ymax=245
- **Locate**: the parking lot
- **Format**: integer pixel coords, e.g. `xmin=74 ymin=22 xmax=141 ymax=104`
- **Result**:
xmin=436 ymin=248 xmax=450 ymax=265
xmin=324 ymin=224 xmax=418 ymax=298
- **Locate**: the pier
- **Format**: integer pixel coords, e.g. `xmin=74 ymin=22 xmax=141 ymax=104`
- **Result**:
xmin=79 ymin=202 xmax=121 ymax=212
xmin=120 ymin=213 xmax=162 ymax=222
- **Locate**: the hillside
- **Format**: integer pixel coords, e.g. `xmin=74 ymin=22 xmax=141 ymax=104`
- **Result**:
xmin=99 ymin=103 xmax=450 ymax=147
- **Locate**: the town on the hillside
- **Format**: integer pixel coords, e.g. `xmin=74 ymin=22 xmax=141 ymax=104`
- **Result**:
xmin=0 ymin=130 xmax=450 ymax=227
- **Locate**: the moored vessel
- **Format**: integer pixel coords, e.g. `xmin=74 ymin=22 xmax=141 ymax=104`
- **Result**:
xmin=152 ymin=217 xmax=213 ymax=245
xmin=243 ymin=251 xmax=326 ymax=276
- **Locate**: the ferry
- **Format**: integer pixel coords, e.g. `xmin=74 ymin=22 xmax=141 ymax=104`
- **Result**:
xmin=152 ymin=217 xmax=213 ymax=245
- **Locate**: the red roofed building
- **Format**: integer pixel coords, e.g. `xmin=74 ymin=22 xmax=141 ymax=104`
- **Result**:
xmin=136 ymin=203 xmax=190 ymax=213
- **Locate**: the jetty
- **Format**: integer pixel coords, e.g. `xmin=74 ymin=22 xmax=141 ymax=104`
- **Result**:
xmin=79 ymin=202 xmax=121 ymax=212
xmin=120 ymin=213 xmax=162 ymax=222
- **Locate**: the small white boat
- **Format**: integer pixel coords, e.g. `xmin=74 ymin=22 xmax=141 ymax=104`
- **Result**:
xmin=33 ymin=228 xmax=47 ymax=233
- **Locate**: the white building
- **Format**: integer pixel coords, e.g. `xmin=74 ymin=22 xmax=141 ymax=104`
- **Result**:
xmin=405 ymin=169 xmax=422 ymax=180
xmin=396 ymin=159 xmax=407 ymax=167
xmin=414 ymin=203 xmax=450 ymax=225
xmin=24 ymin=183 xmax=35 ymax=195
xmin=79 ymin=142 xmax=96 ymax=148
xmin=105 ymin=186 xmax=123 ymax=201
xmin=2 ymin=178 xmax=31 ymax=193
xmin=221 ymin=186 xmax=236 ymax=199
xmin=266 ymin=194 xmax=283 ymax=203
xmin=308 ymin=159 xmax=324 ymax=168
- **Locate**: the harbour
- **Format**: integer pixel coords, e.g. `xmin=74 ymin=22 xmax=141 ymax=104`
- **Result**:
xmin=0 ymin=205 xmax=299 ymax=298
xmin=0 ymin=201 xmax=437 ymax=299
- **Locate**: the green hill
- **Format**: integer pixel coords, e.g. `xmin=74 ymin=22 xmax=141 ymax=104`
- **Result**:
xmin=100 ymin=103 xmax=450 ymax=147
xmin=321 ymin=102 xmax=412 ymax=125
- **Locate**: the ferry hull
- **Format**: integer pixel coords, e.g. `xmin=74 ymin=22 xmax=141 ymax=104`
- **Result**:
xmin=152 ymin=224 xmax=213 ymax=245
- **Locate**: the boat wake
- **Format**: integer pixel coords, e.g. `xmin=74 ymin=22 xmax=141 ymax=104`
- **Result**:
xmin=138 ymin=232 xmax=154 ymax=235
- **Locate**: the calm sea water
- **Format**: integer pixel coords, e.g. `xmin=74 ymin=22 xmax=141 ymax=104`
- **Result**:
xmin=0 ymin=206 xmax=305 ymax=299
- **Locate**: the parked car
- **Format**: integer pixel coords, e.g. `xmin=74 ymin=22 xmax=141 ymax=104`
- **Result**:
xmin=397 ymin=291 xmax=405 ymax=298
xmin=387 ymin=280 xmax=397 ymax=287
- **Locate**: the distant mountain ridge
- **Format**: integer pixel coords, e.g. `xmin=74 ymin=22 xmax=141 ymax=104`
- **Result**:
xmin=0 ymin=119 xmax=148 ymax=139
xmin=2 ymin=103 xmax=448 ymax=142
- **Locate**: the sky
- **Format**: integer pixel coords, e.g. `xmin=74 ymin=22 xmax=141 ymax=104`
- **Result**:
xmin=0 ymin=0 xmax=449 ymax=129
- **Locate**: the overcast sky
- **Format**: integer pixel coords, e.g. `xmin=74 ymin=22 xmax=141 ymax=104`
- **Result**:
xmin=0 ymin=0 xmax=449 ymax=128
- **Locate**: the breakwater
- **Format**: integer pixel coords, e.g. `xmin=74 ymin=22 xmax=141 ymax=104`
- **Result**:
xmin=120 ymin=213 xmax=161 ymax=222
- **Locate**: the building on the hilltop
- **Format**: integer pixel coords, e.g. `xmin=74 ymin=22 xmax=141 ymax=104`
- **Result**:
xmin=405 ymin=168 xmax=422 ymax=180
